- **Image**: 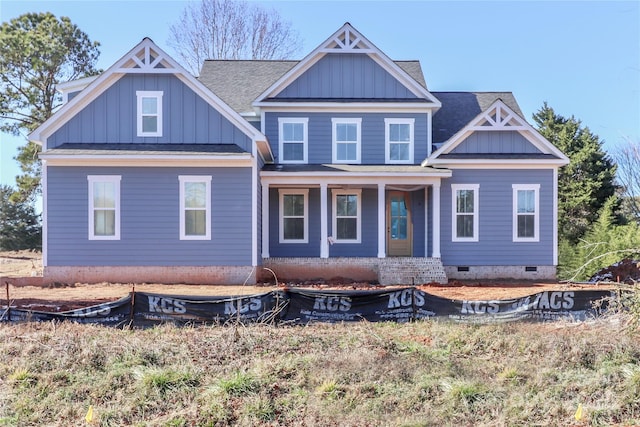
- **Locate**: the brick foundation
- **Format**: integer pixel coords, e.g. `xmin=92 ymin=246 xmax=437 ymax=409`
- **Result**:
xmin=43 ymin=266 xmax=256 ymax=285
xmin=445 ymin=265 xmax=557 ymax=281
xmin=261 ymin=257 xmax=448 ymax=285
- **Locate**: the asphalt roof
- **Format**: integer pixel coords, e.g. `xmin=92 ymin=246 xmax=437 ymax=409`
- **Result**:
xmin=43 ymin=143 xmax=248 ymax=156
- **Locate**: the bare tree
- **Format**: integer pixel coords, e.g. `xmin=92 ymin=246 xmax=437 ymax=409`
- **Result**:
xmin=612 ymin=138 xmax=640 ymax=223
xmin=167 ymin=0 xmax=301 ymax=75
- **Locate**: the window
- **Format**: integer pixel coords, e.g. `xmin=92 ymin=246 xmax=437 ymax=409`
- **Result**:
xmin=451 ymin=184 xmax=479 ymax=242
xmin=179 ymin=176 xmax=211 ymax=240
xmin=88 ymin=175 xmax=121 ymax=240
xmin=279 ymin=189 xmax=308 ymax=243
xmin=332 ymin=118 xmax=361 ymax=163
xmin=385 ymin=118 xmax=414 ymax=163
xmin=278 ymin=118 xmax=308 ymax=163
xmin=332 ymin=189 xmax=361 ymax=243
xmin=137 ymin=91 xmax=163 ymax=137
xmin=513 ymin=184 xmax=540 ymax=242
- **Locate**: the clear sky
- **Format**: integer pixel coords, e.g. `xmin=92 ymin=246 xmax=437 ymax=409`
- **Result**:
xmin=1 ymin=0 xmax=639 ymax=187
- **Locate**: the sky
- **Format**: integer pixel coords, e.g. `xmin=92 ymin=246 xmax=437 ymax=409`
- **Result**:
xmin=1 ymin=0 xmax=639 ymax=187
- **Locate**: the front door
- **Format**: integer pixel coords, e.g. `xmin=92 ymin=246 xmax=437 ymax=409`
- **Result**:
xmin=387 ymin=191 xmax=412 ymax=256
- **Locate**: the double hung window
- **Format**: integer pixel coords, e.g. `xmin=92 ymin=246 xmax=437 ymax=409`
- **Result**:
xmin=332 ymin=118 xmax=361 ymax=163
xmin=88 ymin=175 xmax=121 ymax=240
xmin=279 ymin=189 xmax=308 ymax=243
xmin=179 ymin=176 xmax=211 ymax=240
xmin=452 ymin=184 xmax=479 ymax=242
xmin=136 ymin=91 xmax=163 ymax=137
xmin=278 ymin=118 xmax=308 ymax=163
xmin=332 ymin=189 xmax=361 ymax=243
xmin=385 ymin=118 xmax=414 ymax=163
xmin=513 ymin=184 xmax=540 ymax=242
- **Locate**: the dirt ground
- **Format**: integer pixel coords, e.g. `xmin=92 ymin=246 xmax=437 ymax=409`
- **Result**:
xmin=0 ymin=250 xmax=617 ymax=312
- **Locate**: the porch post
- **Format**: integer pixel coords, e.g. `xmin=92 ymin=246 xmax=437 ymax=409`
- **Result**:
xmin=432 ymin=182 xmax=441 ymax=258
xmin=424 ymin=186 xmax=429 ymax=257
xmin=320 ymin=183 xmax=329 ymax=258
xmin=377 ymin=183 xmax=385 ymax=258
xmin=261 ymin=183 xmax=270 ymax=258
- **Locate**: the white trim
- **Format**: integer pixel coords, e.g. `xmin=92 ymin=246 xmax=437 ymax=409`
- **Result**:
xmin=424 ymin=99 xmax=569 ymax=166
xmin=179 ymin=175 xmax=212 ymax=240
xmin=320 ymin=184 xmax=329 ymax=258
xmin=42 ymin=161 xmax=48 ymax=267
xmin=261 ymin=175 xmax=448 ymax=186
xmin=278 ymin=117 xmax=308 ymax=164
xmin=451 ymin=184 xmax=479 ymax=242
xmin=384 ymin=118 xmax=414 ymax=164
xmin=512 ymin=184 xmax=540 ymax=242
xmin=425 ymin=159 xmax=568 ymax=168
xmin=424 ymin=186 xmax=429 ymax=257
xmin=87 ymin=175 xmax=121 ymax=240
xmin=251 ymin=158 xmax=258 ymax=266
xmin=136 ymin=91 xmax=163 ymax=137
xmin=261 ymin=182 xmax=270 ymax=258
xmin=331 ymin=188 xmax=362 ymax=244
xmin=377 ymin=184 xmax=386 ymax=258
xmin=432 ymin=183 xmax=441 ymax=258
xmin=278 ymin=189 xmax=309 ymax=244
xmin=255 ymin=103 xmax=436 ymax=112
xmin=553 ymin=169 xmax=559 ymax=265
xmin=253 ymin=23 xmax=441 ymax=107
xmin=332 ymin=118 xmax=362 ymax=163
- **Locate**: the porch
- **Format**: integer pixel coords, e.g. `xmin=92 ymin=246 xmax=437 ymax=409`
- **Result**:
xmin=262 ymin=256 xmax=447 ymax=285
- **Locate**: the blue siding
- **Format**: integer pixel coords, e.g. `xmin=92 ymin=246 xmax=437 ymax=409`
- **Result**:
xmin=277 ymin=53 xmax=418 ymax=99
xmin=329 ymin=188 xmax=378 ymax=257
xmin=47 ymin=166 xmax=253 ymax=266
xmin=411 ymin=190 xmax=426 ymax=257
xmin=265 ymin=112 xmax=429 ymax=164
xmin=451 ymin=131 xmax=541 ymax=154
xmin=440 ymin=169 xmax=555 ymax=265
xmin=47 ymin=74 xmax=252 ymax=152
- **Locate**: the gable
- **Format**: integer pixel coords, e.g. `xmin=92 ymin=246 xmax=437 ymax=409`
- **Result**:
xmin=30 ymin=38 xmax=273 ymax=162
xmin=253 ymin=23 xmax=441 ymax=108
xmin=274 ymin=53 xmax=419 ymax=100
xmin=46 ymin=73 xmax=252 ymax=152
xmin=425 ymin=99 xmax=569 ymax=167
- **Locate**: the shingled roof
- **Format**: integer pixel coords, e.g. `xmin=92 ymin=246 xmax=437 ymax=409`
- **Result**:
xmin=198 ymin=59 xmax=427 ymax=115
xmin=431 ymin=92 xmax=524 ymax=144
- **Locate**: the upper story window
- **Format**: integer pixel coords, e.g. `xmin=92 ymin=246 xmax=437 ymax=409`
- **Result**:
xmin=452 ymin=184 xmax=479 ymax=242
xmin=137 ymin=91 xmax=163 ymax=137
xmin=179 ymin=176 xmax=211 ymax=240
xmin=279 ymin=189 xmax=309 ymax=243
xmin=513 ymin=184 xmax=540 ymax=242
xmin=332 ymin=118 xmax=361 ymax=163
xmin=385 ymin=118 xmax=414 ymax=164
xmin=88 ymin=175 xmax=121 ymax=240
xmin=278 ymin=118 xmax=308 ymax=163
xmin=332 ymin=189 xmax=362 ymax=243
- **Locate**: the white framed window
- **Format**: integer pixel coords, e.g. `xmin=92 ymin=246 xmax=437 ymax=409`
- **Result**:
xmin=278 ymin=118 xmax=308 ymax=163
xmin=179 ymin=176 xmax=211 ymax=240
xmin=332 ymin=118 xmax=361 ymax=163
xmin=332 ymin=189 xmax=361 ymax=243
xmin=88 ymin=175 xmax=121 ymax=240
xmin=451 ymin=184 xmax=479 ymax=242
xmin=385 ymin=118 xmax=414 ymax=164
xmin=136 ymin=91 xmax=163 ymax=137
xmin=278 ymin=189 xmax=309 ymax=243
xmin=513 ymin=184 xmax=540 ymax=242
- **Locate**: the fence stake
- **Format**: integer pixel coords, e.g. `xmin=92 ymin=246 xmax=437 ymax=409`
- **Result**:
xmin=129 ymin=283 xmax=136 ymax=326
xmin=5 ymin=281 xmax=10 ymax=321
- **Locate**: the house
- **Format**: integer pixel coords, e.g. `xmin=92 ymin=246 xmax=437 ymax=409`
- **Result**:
xmin=29 ymin=23 xmax=569 ymax=285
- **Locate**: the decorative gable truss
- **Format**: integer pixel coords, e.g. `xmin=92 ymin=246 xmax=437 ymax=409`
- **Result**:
xmin=30 ymin=38 xmax=273 ymax=163
xmin=424 ymin=99 xmax=569 ymax=167
xmin=253 ymin=22 xmax=442 ymax=108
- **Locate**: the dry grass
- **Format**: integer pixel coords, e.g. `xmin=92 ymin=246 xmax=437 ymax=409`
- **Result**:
xmin=1 ymin=318 xmax=639 ymax=426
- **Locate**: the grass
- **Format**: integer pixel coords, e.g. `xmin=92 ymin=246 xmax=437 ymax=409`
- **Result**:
xmin=0 ymin=318 xmax=639 ymax=426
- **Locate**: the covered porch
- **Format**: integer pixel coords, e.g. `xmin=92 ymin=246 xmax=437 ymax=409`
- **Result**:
xmin=260 ymin=165 xmax=451 ymax=284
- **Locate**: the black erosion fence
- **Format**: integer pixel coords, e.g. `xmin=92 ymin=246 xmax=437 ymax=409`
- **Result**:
xmin=1 ymin=287 xmax=617 ymax=327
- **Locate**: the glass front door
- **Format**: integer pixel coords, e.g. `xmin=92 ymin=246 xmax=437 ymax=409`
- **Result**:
xmin=387 ymin=191 xmax=412 ymax=256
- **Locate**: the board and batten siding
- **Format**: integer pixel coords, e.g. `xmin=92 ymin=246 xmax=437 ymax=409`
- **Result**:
xmin=47 ymin=166 xmax=253 ymax=266
xmin=440 ymin=169 xmax=555 ymax=266
xmin=265 ymin=112 xmax=429 ymax=164
xmin=46 ymin=74 xmax=252 ymax=151
xmin=451 ymin=131 xmax=542 ymax=154
xmin=276 ymin=53 xmax=419 ymax=100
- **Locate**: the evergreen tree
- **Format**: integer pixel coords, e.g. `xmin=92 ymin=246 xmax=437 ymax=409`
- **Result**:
xmin=0 ymin=185 xmax=41 ymax=250
xmin=533 ymin=103 xmax=618 ymax=244
xmin=0 ymin=12 xmax=100 ymax=202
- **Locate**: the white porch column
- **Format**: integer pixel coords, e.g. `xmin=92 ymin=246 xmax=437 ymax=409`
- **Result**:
xmin=377 ymin=183 xmax=386 ymax=258
xmin=261 ymin=183 xmax=270 ymax=258
xmin=424 ymin=186 xmax=429 ymax=257
xmin=432 ymin=182 xmax=441 ymax=258
xmin=320 ymin=183 xmax=329 ymax=258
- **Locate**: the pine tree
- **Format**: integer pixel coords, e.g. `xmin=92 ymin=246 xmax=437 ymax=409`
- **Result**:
xmin=0 ymin=185 xmax=41 ymax=250
xmin=533 ymin=103 xmax=618 ymax=245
